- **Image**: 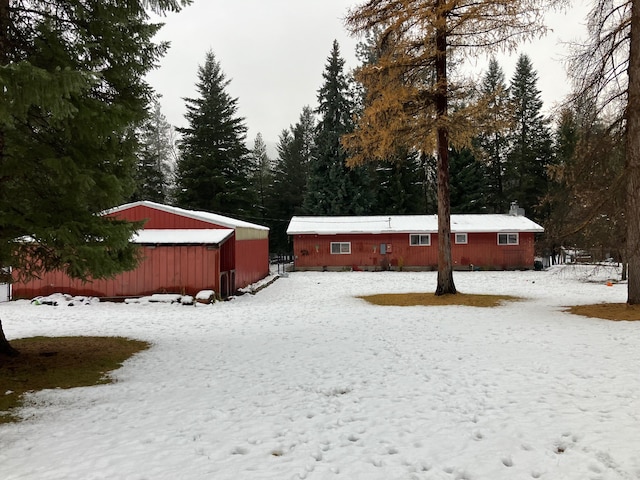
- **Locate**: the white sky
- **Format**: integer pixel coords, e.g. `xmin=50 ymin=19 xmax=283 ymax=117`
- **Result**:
xmin=146 ymin=1 xmax=592 ymax=151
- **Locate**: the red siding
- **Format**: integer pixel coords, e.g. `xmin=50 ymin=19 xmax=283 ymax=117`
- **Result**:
xmin=107 ymin=205 xmax=227 ymax=229
xmin=235 ymin=238 xmax=270 ymax=289
xmin=292 ymin=232 xmax=536 ymax=270
xmin=12 ymin=245 xmax=221 ymax=299
xmin=12 ymin=203 xmax=270 ymax=300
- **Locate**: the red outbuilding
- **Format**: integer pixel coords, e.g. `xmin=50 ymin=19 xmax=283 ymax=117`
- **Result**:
xmin=12 ymin=201 xmax=269 ymax=300
xmin=287 ymin=211 xmax=544 ymax=271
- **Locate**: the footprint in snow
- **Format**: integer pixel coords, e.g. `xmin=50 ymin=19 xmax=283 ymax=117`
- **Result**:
xmin=501 ymin=456 xmax=514 ymax=467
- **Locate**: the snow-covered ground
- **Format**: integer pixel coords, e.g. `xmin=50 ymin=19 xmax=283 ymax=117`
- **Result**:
xmin=1 ymin=266 xmax=638 ymax=480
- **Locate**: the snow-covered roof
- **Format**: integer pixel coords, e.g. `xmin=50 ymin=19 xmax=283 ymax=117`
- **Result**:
xmin=287 ymin=214 xmax=544 ymax=235
xmin=132 ymin=229 xmax=234 ymax=245
xmin=108 ymin=201 xmax=269 ymax=231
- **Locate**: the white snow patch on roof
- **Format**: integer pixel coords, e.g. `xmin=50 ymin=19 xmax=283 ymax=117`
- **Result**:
xmin=132 ymin=229 xmax=233 ymax=245
xmin=287 ymin=214 xmax=544 ymax=235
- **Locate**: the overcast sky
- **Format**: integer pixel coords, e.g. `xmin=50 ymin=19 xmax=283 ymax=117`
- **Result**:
xmin=146 ymin=1 xmax=591 ymax=152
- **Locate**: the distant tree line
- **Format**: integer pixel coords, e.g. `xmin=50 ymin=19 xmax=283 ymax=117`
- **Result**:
xmin=136 ymin=38 xmax=621 ymax=258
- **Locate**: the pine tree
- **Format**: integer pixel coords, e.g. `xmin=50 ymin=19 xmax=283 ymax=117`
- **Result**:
xmin=303 ymin=40 xmax=373 ymax=215
xmin=175 ymin=50 xmax=253 ymax=217
xmin=248 ymin=133 xmax=273 ymax=222
xmin=505 ymin=54 xmax=553 ymax=222
xmin=475 ymin=58 xmax=511 ymax=213
xmin=269 ymin=107 xmax=316 ymax=253
xmin=0 ymin=1 xmax=190 ymax=356
xmin=295 ymin=106 xmax=316 ymax=184
xmin=132 ymin=98 xmax=177 ymax=203
xmin=372 ymin=151 xmax=428 ymax=214
xmin=449 ymin=148 xmax=489 ymax=214
xmin=544 ymin=108 xmax=579 ymax=254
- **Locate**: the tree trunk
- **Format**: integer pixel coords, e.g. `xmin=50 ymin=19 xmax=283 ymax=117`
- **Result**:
xmin=0 ymin=318 xmax=19 ymax=357
xmin=0 ymin=1 xmax=17 ymax=357
xmin=0 ymin=0 xmax=8 ymax=157
xmin=627 ymin=0 xmax=640 ymax=304
xmin=434 ymin=7 xmax=456 ymax=296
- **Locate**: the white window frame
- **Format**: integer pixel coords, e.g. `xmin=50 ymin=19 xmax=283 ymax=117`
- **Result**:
xmin=330 ymin=242 xmax=351 ymax=254
xmin=409 ymin=234 xmax=431 ymax=246
xmin=498 ymin=233 xmax=519 ymax=245
xmin=455 ymin=233 xmax=468 ymax=245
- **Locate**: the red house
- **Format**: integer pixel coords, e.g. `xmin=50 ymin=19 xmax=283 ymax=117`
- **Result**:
xmin=287 ymin=212 xmax=543 ymax=271
xmin=12 ymin=201 xmax=269 ymax=300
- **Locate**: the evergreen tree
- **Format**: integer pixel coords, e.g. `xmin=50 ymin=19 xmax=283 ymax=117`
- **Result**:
xmin=0 ymin=0 xmax=191 ymax=356
xmin=303 ymin=40 xmax=372 ymax=215
xmin=449 ymin=148 xmax=489 ymax=214
xmin=248 ymin=133 xmax=273 ymax=222
xmin=175 ymin=50 xmax=253 ymax=217
xmin=372 ymin=151 xmax=428 ymax=214
xmin=505 ymin=54 xmax=553 ymax=221
xmin=476 ymin=58 xmax=511 ymax=213
xmin=543 ymin=107 xmax=578 ymax=254
xmin=132 ymin=98 xmax=176 ymax=203
xmin=269 ymin=107 xmax=316 ymax=252
xmin=295 ymin=106 xmax=316 ymax=183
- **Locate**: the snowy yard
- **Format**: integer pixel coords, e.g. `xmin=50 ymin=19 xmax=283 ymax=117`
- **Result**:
xmin=1 ymin=267 xmax=639 ymax=480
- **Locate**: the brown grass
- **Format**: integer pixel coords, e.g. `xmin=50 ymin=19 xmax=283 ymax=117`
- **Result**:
xmin=566 ymin=303 xmax=640 ymax=321
xmin=359 ymin=292 xmax=520 ymax=307
xmin=0 ymin=336 xmax=149 ymax=424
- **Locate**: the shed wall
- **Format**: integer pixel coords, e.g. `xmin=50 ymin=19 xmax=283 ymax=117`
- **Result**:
xmin=292 ymin=232 xmax=536 ymax=270
xmin=235 ymin=238 xmax=270 ymax=289
xmin=12 ymin=245 xmax=221 ymax=299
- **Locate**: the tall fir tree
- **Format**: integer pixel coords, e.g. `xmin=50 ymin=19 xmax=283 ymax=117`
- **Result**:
xmin=132 ymin=98 xmax=176 ymax=203
xmin=175 ymin=50 xmax=253 ymax=217
xmin=505 ymin=54 xmax=553 ymax=221
xmin=449 ymin=147 xmax=489 ymax=214
xmin=544 ymin=107 xmax=579 ymax=254
xmin=0 ymin=0 xmax=191 ymax=356
xmin=248 ymin=133 xmax=273 ymax=223
xmin=303 ymin=40 xmax=372 ymax=215
xmin=372 ymin=151 xmax=428 ymax=214
xmin=269 ymin=107 xmax=316 ymax=252
xmin=475 ymin=58 xmax=511 ymax=213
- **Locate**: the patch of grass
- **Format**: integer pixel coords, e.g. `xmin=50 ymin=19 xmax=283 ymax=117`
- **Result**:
xmin=359 ymin=292 xmax=520 ymax=307
xmin=0 ymin=336 xmax=149 ymax=424
xmin=567 ymin=303 xmax=640 ymax=321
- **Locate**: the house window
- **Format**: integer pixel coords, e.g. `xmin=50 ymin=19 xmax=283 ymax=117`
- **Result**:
xmin=409 ymin=234 xmax=431 ymax=246
xmin=330 ymin=242 xmax=351 ymax=254
xmin=498 ymin=233 xmax=519 ymax=245
xmin=455 ymin=233 xmax=468 ymax=244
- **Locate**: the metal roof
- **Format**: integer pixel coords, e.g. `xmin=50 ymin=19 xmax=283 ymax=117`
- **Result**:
xmin=108 ymin=201 xmax=269 ymax=231
xmin=287 ymin=214 xmax=544 ymax=235
xmin=132 ymin=229 xmax=234 ymax=245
